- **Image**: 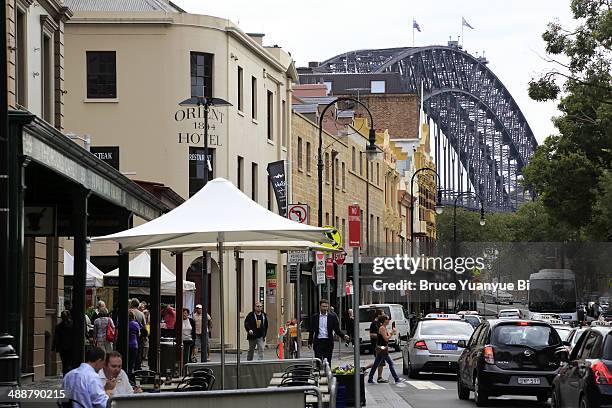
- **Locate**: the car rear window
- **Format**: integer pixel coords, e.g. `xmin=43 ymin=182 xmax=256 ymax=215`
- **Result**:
xmin=492 ymin=324 xmax=561 ymax=347
xmin=359 ymin=307 xmax=390 ymax=323
xmin=604 ymin=333 xmax=612 ymax=360
xmin=420 ymin=320 xmax=474 ymax=336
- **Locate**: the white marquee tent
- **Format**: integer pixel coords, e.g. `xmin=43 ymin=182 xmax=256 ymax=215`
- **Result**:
xmin=106 ymin=251 xmax=195 ymax=310
xmin=63 ymin=250 xmax=104 ymax=288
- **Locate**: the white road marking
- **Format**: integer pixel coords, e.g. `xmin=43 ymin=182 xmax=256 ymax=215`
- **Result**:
xmin=407 ymin=380 xmax=446 ymax=390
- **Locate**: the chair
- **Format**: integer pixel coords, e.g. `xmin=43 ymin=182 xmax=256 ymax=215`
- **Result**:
xmin=132 ymin=369 xmax=157 ymax=385
xmin=191 ymin=367 xmax=214 ymax=378
xmin=176 ymin=374 xmax=215 ymax=391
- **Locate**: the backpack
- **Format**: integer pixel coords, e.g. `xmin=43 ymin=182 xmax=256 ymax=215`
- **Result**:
xmin=106 ymin=318 xmax=116 ymax=342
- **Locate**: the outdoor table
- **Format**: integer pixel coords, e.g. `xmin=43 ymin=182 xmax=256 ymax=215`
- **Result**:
xmin=269 ymin=376 xmax=328 ymax=386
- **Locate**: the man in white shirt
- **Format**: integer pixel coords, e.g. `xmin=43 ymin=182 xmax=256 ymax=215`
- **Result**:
xmin=308 ymin=299 xmax=349 ymax=364
xmin=63 ymin=347 xmax=115 ymax=408
xmin=98 ymin=351 xmax=142 ymax=396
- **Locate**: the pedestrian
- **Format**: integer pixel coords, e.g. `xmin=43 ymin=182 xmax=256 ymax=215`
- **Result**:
xmin=92 ymin=301 xmax=106 ymax=323
xmin=93 ymin=308 xmax=114 ymax=353
xmin=161 ymin=304 xmax=176 ymax=338
xmin=53 ymin=310 xmax=76 ymax=375
xmin=308 ymin=299 xmax=349 ymax=365
xmin=193 ymin=305 xmax=203 ymax=358
xmin=366 ymin=309 xmax=385 ymax=380
xmin=244 ymin=302 xmax=268 ymax=361
xmin=129 ymin=298 xmax=146 ymax=370
xmin=98 ymin=351 xmax=142 ymax=396
xmin=63 ymin=346 xmax=116 ymax=408
xmin=181 ymin=308 xmax=196 ymax=364
xmin=141 ymin=309 xmax=150 ymax=361
xmin=127 ymin=311 xmax=141 ymax=376
xmin=367 ymin=315 xmax=403 ymax=384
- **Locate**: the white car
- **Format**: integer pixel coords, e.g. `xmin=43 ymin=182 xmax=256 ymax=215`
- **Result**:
xmin=497 ymin=308 xmax=522 ymax=319
xmin=358 ymin=304 xmax=411 ymax=353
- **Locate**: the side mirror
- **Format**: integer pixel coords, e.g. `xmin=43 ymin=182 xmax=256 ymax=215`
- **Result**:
xmin=556 ymin=349 xmax=569 ymax=363
xmin=457 ymin=340 xmax=467 ymax=348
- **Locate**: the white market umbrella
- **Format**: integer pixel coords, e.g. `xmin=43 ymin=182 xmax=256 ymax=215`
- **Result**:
xmin=92 ymin=178 xmax=332 ymax=251
xmin=92 ymin=178 xmax=333 ymax=389
xmin=63 ymin=250 xmax=104 ymax=288
xmin=144 ymin=240 xmax=339 ymax=253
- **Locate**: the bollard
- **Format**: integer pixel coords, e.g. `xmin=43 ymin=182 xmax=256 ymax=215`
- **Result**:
xmin=278 ymin=325 xmax=285 ymax=359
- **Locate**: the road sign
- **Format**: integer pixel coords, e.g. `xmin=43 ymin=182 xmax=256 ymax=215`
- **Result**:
xmin=315 ymin=251 xmax=325 ymax=271
xmin=348 ymin=204 xmax=360 ymax=247
xmin=288 ymin=250 xmax=309 ymax=263
xmin=316 ymin=271 xmax=325 ymax=284
xmin=326 ymin=258 xmax=334 ymax=279
xmin=287 ymin=204 xmax=308 ymax=223
xmin=288 ymin=263 xmax=298 ymax=284
xmin=334 ymin=250 xmax=346 ymax=265
xmin=318 ymin=226 xmax=341 ymax=250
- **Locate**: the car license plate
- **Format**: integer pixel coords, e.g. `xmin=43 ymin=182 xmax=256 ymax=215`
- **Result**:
xmin=518 ymin=377 xmax=540 ymax=385
xmin=442 ymin=343 xmax=457 ymax=350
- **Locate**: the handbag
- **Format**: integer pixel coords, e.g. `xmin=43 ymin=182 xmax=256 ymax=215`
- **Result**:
xmin=106 ymin=319 xmax=116 ymax=342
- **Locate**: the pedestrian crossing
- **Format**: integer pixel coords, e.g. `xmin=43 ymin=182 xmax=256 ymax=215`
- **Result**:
xmin=405 ymin=380 xmax=446 ymax=390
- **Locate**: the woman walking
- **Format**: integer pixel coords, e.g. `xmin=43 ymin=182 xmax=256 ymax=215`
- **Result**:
xmin=93 ymin=307 xmax=114 ymax=353
xmin=367 ymin=315 xmax=404 ymax=384
xmin=127 ymin=311 xmax=141 ymax=376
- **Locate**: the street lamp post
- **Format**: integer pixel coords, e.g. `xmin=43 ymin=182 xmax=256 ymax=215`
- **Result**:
xmin=179 ymin=96 xmax=232 ymax=363
xmin=409 ymin=168 xmax=443 ymax=257
xmin=451 ymin=191 xmax=486 ymax=310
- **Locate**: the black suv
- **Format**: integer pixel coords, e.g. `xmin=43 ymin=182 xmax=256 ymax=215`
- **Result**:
xmin=457 ymin=319 xmax=568 ymax=406
xmin=552 ymin=326 xmax=612 ymax=408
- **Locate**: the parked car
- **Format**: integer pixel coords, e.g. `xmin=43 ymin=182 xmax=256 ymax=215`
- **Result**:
xmin=403 ymin=317 xmax=473 ymax=378
xmin=497 ymin=308 xmax=522 ymax=319
xmin=566 ymin=327 xmax=589 ymax=351
xmin=358 ymin=304 xmax=410 ymax=353
xmin=551 ymin=326 xmax=612 ymax=408
xmin=457 ymin=319 xmax=569 ymax=406
xmin=483 ymin=290 xmax=514 ymax=305
xmin=552 ymin=324 xmax=574 ymax=342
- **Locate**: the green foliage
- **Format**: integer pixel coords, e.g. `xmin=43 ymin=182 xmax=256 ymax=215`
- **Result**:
xmin=524 ymin=0 xmax=612 ymax=239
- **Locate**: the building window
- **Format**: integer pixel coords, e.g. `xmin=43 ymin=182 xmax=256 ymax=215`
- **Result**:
xmin=282 ymin=100 xmax=287 ymax=148
xmin=297 ymin=137 xmax=303 ymax=170
xmin=325 ymin=152 xmax=330 ymax=182
xmin=238 ymin=258 xmax=244 ymax=312
xmin=371 ymin=80 xmax=386 ymax=93
xmin=237 ymin=66 xmax=243 ymax=111
xmin=325 ymin=213 xmax=329 ymax=226
xmin=376 ymin=163 xmax=380 ymax=185
xmin=335 ymin=216 xmax=339 ymax=229
xmin=359 ymin=152 xmax=363 ymax=176
xmin=86 ymin=51 xmax=116 ymax=99
xmin=237 ymin=155 xmax=244 ymax=191
xmin=351 ymin=147 xmax=356 ymax=171
xmin=342 ymin=218 xmax=346 ymax=245
xmin=190 ymin=52 xmax=213 ymax=98
xmin=41 ymin=33 xmax=53 ymax=122
xmin=251 ymin=76 xmax=257 ymax=119
xmin=335 ymin=156 xmax=340 ymax=188
xmin=267 ymin=90 xmax=273 ymax=141
xmin=189 ymin=147 xmax=214 ymax=197
xmin=251 ymin=162 xmax=258 ymax=201
xmin=15 ymin=7 xmax=27 ymax=107
xmin=376 ymin=216 xmax=381 ymax=244
xmin=306 ymin=142 xmax=312 ymax=173
xmin=342 ymin=162 xmax=346 ymax=189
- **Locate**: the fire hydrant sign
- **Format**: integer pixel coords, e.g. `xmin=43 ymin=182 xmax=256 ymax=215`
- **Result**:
xmin=348 ymin=204 xmax=361 ymax=247
xmin=315 ymin=252 xmax=326 ymax=284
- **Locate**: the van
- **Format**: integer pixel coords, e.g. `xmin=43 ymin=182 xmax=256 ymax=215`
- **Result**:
xmin=358 ymin=304 xmax=411 ymax=353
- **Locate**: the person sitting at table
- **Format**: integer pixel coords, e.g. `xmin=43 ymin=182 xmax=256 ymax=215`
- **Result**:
xmin=63 ymin=347 xmax=115 ymax=408
xmin=98 ymin=351 xmax=142 ymax=395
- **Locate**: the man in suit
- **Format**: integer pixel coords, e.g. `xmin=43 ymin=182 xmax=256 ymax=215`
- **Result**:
xmin=309 ymin=299 xmax=349 ymax=365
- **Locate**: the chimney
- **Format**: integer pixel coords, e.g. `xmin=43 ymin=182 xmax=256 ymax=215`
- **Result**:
xmin=308 ymin=61 xmax=320 ymax=68
xmin=247 ymin=33 xmax=265 ymax=46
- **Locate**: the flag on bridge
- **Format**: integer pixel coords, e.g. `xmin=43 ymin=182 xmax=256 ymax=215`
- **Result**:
xmin=413 ymin=19 xmax=422 ymax=32
xmin=462 ymin=17 xmax=474 ymax=30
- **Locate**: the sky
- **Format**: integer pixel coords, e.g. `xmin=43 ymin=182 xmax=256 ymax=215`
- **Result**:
xmin=174 ymin=0 xmax=576 ymax=144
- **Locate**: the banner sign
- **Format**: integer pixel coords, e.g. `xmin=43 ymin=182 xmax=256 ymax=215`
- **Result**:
xmin=348 ymin=204 xmax=361 ymax=247
xmin=267 ymin=160 xmax=287 ymax=217
xmin=91 ymin=146 xmax=120 ymax=170
xmin=288 ymin=263 xmax=299 ymax=284
xmin=288 ymin=250 xmax=309 ymax=263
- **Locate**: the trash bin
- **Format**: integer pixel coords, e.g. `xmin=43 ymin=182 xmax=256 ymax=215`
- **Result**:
xmin=335 ymin=373 xmax=365 ymax=407
xmin=160 ymin=337 xmax=176 ymax=377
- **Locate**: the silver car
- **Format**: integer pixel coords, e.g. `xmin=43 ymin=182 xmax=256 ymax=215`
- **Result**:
xmin=402 ymin=318 xmax=474 ymax=378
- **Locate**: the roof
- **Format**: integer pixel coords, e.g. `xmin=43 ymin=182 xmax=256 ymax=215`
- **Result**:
xmin=64 ymin=0 xmax=180 ymax=12
xmin=292 ymin=104 xmax=318 ymax=114
xmin=299 ymin=96 xmax=338 ymax=105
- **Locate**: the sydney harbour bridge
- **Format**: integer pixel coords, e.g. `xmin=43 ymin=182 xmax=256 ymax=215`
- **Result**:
xmin=301 ymin=44 xmax=538 ymax=212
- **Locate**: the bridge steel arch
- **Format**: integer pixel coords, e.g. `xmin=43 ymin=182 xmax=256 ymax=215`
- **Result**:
xmin=315 ymin=46 xmax=538 ymax=211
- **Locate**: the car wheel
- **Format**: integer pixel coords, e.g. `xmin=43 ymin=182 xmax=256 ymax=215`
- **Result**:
xmin=406 ymin=358 xmax=419 ymax=379
xmin=473 ymin=375 xmax=488 ymax=407
xmin=457 ymin=375 xmax=470 ymax=400
xmin=550 ymin=388 xmax=560 ymax=408
xmin=402 ymin=354 xmax=409 ymax=375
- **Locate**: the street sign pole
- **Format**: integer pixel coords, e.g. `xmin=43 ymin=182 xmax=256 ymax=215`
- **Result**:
xmin=348 ymin=204 xmax=361 ymax=408
xmin=296 ymin=263 xmax=301 ymax=358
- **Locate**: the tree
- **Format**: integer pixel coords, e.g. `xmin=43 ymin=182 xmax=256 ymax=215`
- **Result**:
xmin=526 ymin=0 xmax=612 ymax=235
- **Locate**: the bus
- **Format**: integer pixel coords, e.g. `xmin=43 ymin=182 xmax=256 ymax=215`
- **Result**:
xmin=528 ymin=269 xmax=578 ymax=322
